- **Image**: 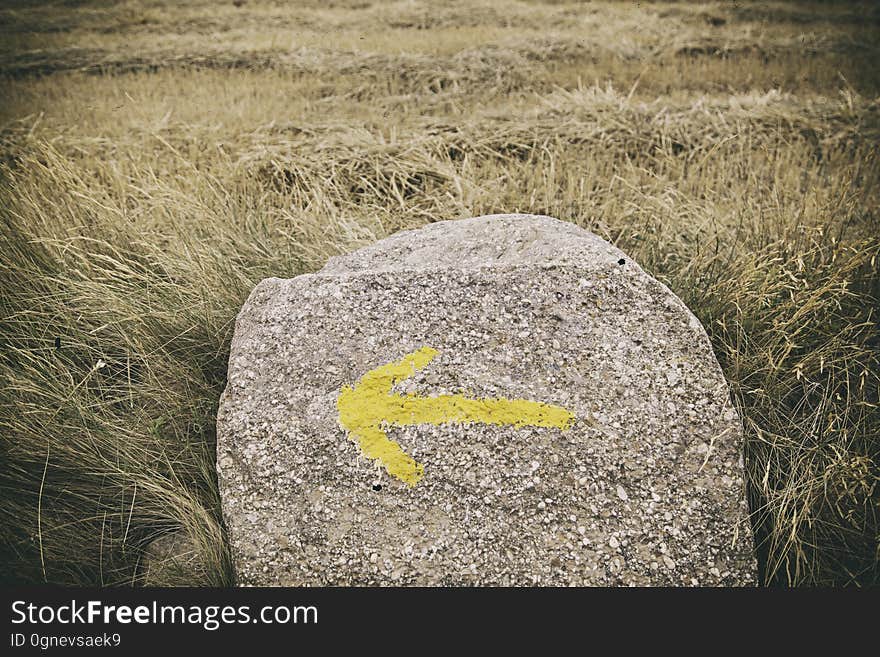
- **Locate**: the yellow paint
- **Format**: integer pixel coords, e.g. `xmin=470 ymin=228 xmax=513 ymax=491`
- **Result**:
xmin=337 ymin=346 xmax=575 ymax=486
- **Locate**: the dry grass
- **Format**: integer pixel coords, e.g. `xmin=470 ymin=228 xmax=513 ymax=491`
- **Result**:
xmin=0 ymin=0 xmax=878 ymax=586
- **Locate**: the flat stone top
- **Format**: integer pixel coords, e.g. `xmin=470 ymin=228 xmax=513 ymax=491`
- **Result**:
xmin=217 ymin=215 xmax=756 ymax=586
xmin=320 ymin=214 xmax=623 ymax=275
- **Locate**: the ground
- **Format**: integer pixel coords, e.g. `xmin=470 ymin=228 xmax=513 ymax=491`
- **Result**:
xmin=0 ymin=0 xmax=877 ymax=586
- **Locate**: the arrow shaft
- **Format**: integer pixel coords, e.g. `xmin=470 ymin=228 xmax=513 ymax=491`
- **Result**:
xmin=391 ymin=394 xmax=573 ymax=429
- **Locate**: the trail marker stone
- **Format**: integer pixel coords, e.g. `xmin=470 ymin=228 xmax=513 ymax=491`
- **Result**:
xmin=217 ymin=214 xmax=757 ymax=585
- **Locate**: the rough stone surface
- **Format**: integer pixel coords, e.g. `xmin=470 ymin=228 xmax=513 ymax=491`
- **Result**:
xmin=217 ymin=214 xmax=757 ymax=586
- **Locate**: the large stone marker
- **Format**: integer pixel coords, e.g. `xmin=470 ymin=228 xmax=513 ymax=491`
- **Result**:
xmin=217 ymin=214 xmax=756 ymax=585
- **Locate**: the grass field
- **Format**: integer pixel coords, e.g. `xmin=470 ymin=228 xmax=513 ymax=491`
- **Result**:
xmin=1 ymin=0 xmax=878 ymax=586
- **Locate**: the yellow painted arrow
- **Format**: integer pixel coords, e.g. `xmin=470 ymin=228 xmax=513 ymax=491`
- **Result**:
xmin=337 ymin=346 xmax=574 ymax=486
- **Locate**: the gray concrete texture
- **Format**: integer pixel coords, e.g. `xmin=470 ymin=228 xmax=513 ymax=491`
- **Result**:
xmin=217 ymin=214 xmax=757 ymax=585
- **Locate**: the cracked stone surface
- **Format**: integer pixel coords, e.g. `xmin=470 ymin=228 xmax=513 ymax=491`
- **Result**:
xmin=217 ymin=213 xmax=757 ymax=586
